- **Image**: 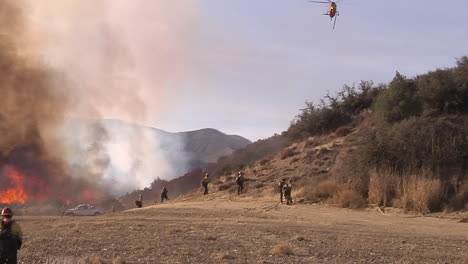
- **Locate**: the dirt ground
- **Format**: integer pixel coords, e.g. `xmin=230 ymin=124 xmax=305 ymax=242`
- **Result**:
xmin=15 ymin=197 xmax=468 ymax=264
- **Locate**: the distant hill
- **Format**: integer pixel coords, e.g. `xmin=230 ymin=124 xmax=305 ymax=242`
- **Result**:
xmin=100 ymin=119 xmax=251 ymax=171
xmin=181 ymin=128 xmax=251 ymax=163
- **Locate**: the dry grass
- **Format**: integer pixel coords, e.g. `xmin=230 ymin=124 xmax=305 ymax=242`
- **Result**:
xmin=296 ymin=178 xmax=339 ymax=203
xmin=281 ymin=148 xmax=297 ymax=160
xmin=218 ymin=184 xmax=231 ymax=191
xmin=292 ymin=235 xmax=305 ymax=241
xmin=45 ymin=257 xmax=87 ymax=264
xmin=399 ymin=174 xmax=443 ymax=214
xmin=368 ymin=169 xmax=397 ymax=207
xmin=333 ymin=189 xmax=367 ymax=209
xmin=315 ymin=179 xmax=339 ymax=199
xmin=270 ymin=243 xmax=293 ymax=255
xmin=213 ymin=251 xmax=236 ymax=260
xmin=112 ymin=257 xmax=126 ymax=264
xmin=334 ymin=125 xmax=352 ymax=137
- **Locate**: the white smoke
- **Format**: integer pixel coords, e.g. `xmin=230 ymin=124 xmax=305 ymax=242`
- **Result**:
xmin=21 ymin=0 xmax=199 ymax=194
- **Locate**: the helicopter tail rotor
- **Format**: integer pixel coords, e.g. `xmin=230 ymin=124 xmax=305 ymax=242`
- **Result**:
xmin=333 ymin=13 xmax=338 ymax=30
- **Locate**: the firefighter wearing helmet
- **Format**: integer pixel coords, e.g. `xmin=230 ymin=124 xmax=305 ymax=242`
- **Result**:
xmin=201 ymin=173 xmax=209 ymax=195
xmin=0 ymin=207 xmax=23 ymax=264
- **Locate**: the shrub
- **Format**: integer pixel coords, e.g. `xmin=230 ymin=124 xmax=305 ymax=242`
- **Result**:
xmin=315 ymin=179 xmax=339 ymax=199
xmin=281 ymin=148 xmax=297 ymax=159
xmin=334 ymin=125 xmax=352 ymax=137
xmin=374 ymin=72 xmax=421 ymax=124
xmin=446 ymin=181 xmax=468 ymax=211
xmin=417 ymin=68 xmax=458 ymax=114
xmin=333 ymin=189 xmax=367 ymax=209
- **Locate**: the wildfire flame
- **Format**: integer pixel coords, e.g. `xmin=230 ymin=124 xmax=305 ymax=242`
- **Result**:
xmin=0 ymin=165 xmax=29 ymax=204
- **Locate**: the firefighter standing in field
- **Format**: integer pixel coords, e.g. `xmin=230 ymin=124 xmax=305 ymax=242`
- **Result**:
xmin=201 ymin=173 xmax=209 ymax=195
xmin=161 ymin=187 xmax=169 ymax=203
xmin=283 ymin=179 xmax=293 ymax=205
xmin=135 ymin=194 xmax=143 ymax=208
xmin=277 ymin=178 xmax=287 ymax=204
xmin=0 ymin=207 xmax=23 ymax=264
xmin=235 ymin=171 xmax=245 ymax=195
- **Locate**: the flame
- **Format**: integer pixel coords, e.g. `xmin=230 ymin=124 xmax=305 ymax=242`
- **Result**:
xmin=0 ymin=166 xmax=29 ymax=204
xmin=65 ymin=200 xmax=73 ymax=205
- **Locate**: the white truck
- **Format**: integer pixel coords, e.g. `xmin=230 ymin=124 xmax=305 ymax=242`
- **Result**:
xmin=64 ymin=204 xmax=104 ymax=216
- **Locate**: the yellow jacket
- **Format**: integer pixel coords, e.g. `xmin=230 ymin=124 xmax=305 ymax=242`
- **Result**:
xmin=0 ymin=220 xmax=23 ymax=239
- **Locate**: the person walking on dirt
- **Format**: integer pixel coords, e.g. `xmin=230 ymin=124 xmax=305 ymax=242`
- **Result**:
xmin=277 ymin=178 xmax=287 ymax=204
xmin=0 ymin=207 xmax=23 ymax=264
xmin=135 ymin=194 xmax=143 ymax=208
xmin=283 ymin=180 xmax=293 ymax=205
xmin=201 ymin=174 xmax=209 ymax=195
xmin=235 ymin=171 xmax=245 ymax=195
xmin=161 ymin=187 xmax=169 ymax=203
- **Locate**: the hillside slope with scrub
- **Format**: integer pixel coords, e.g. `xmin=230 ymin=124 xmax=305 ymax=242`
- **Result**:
xmin=176 ymin=57 xmax=468 ymax=214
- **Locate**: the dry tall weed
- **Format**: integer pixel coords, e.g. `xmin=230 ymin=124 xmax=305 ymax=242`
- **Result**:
xmin=399 ymin=173 xmax=443 ymax=213
xmin=368 ymin=169 xmax=397 ymax=206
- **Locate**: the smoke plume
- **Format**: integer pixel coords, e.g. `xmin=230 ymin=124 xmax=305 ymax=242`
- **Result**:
xmin=0 ymin=0 xmax=197 ymax=204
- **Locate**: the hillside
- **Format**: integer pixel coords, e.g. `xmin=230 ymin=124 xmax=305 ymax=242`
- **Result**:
xmin=159 ymin=57 xmax=468 ymax=214
xmin=180 ymin=128 xmax=252 ymax=163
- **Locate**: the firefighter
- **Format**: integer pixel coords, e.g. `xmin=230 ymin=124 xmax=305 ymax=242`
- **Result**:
xmin=283 ymin=180 xmax=293 ymax=205
xmin=0 ymin=207 xmax=23 ymax=264
xmin=201 ymin=173 xmax=209 ymax=195
xmin=277 ymin=178 xmax=287 ymax=204
xmin=135 ymin=194 xmax=143 ymax=208
xmin=161 ymin=187 xmax=169 ymax=203
xmin=235 ymin=171 xmax=245 ymax=195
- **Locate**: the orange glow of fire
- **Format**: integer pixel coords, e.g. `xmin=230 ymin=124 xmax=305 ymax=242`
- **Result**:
xmin=65 ymin=200 xmax=73 ymax=205
xmin=0 ymin=166 xmax=29 ymax=204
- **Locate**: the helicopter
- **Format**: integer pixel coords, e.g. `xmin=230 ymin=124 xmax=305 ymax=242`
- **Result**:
xmin=309 ymin=0 xmax=340 ymax=29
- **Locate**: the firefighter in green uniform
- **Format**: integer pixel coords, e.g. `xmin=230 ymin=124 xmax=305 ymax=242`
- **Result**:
xmin=135 ymin=194 xmax=143 ymax=208
xmin=283 ymin=180 xmax=293 ymax=205
xmin=277 ymin=178 xmax=287 ymax=204
xmin=235 ymin=171 xmax=245 ymax=195
xmin=201 ymin=174 xmax=209 ymax=195
xmin=161 ymin=187 xmax=169 ymax=203
xmin=0 ymin=207 xmax=23 ymax=264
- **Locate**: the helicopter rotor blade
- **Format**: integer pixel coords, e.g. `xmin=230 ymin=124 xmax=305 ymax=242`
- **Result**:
xmin=308 ymin=1 xmax=330 ymax=4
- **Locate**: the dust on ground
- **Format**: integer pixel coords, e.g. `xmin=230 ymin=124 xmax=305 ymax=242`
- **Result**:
xmin=16 ymin=197 xmax=468 ymax=264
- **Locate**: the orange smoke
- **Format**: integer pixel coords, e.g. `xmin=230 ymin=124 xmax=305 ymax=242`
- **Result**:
xmin=0 ymin=166 xmax=29 ymax=204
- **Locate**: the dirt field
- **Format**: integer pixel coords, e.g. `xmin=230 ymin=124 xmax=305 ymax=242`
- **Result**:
xmin=15 ymin=197 xmax=468 ymax=264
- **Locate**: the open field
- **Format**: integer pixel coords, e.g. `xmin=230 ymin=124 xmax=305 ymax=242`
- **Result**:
xmin=16 ymin=198 xmax=468 ymax=264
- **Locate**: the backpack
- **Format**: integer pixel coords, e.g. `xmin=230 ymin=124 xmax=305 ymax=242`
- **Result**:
xmin=0 ymin=221 xmax=19 ymax=257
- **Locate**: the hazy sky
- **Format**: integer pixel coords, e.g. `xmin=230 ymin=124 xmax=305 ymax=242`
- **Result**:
xmin=28 ymin=0 xmax=468 ymax=141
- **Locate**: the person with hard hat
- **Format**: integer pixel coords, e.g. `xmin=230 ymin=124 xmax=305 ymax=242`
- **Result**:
xmin=0 ymin=207 xmax=23 ymax=264
xmin=235 ymin=171 xmax=245 ymax=195
xmin=201 ymin=173 xmax=209 ymax=195
xmin=160 ymin=186 xmax=169 ymax=203
xmin=135 ymin=194 xmax=143 ymax=208
xmin=277 ymin=178 xmax=287 ymax=204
